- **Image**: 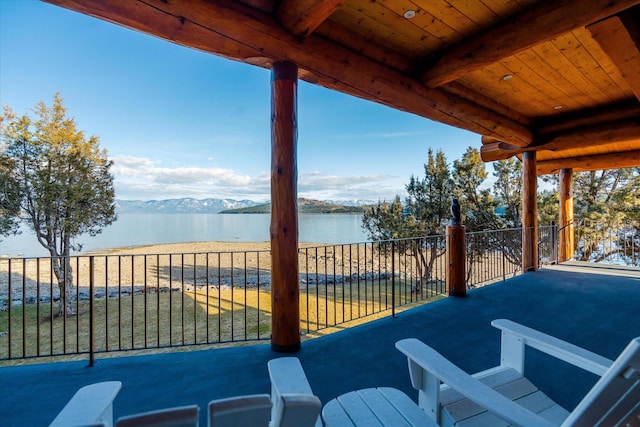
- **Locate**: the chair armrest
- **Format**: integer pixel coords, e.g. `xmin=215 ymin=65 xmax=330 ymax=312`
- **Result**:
xmin=50 ymin=381 xmax=122 ymax=427
xmin=268 ymin=357 xmax=321 ymax=427
xmin=492 ymin=319 xmax=613 ymax=376
xmin=396 ymin=338 xmax=556 ymax=427
xmin=268 ymin=357 xmax=314 ymax=395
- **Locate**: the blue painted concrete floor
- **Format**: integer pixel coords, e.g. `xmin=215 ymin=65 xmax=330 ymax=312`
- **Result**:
xmin=2 ymin=261 xmax=639 ymax=426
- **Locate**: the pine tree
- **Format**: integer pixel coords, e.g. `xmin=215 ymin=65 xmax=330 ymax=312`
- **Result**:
xmin=2 ymin=94 xmax=117 ymax=316
xmin=363 ymin=149 xmax=452 ymax=282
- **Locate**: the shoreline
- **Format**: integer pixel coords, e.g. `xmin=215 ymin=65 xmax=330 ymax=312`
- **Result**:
xmin=84 ymin=240 xmax=345 ymax=255
xmin=1 ymin=240 xmax=380 ymax=301
xmin=1 ymin=240 xmax=350 ymax=259
xmin=85 ymin=240 xmax=275 ymax=255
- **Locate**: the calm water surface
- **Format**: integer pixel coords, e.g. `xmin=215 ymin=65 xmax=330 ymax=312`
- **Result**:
xmin=0 ymin=213 xmax=369 ymax=257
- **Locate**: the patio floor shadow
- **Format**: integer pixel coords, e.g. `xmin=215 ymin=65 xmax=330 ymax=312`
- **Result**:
xmin=1 ymin=261 xmax=639 ymax=426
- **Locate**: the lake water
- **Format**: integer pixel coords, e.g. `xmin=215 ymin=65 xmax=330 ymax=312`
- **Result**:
xmin=0 ymin=213 xmax=369 ymax=257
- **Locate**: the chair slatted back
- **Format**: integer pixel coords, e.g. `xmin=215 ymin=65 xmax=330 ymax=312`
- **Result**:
xmin=563 ymin=338 xmax=640 ymax=426
xmin=116 ymin=405 xmax=199 ymax=427
xmin=208 ymin=394 xmax=271 ymax=427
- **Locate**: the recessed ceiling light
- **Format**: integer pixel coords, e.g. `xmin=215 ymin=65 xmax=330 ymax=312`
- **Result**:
xmin=404 ymin=10 xmax=416 ymax=19
xmin=502 ymin=74 xmax=513 ymax=81
xmin=554 ymin=105 xmax=563 ymax=110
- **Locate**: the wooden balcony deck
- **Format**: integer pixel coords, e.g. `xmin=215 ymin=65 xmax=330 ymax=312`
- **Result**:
xmin=2 ymin=261 xmax=639 ymax=426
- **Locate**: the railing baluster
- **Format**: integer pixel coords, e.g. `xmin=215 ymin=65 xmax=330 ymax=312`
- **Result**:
xmin=229 ymin=253 xmax=234 ymax=341
xmin=243 ymin=251 xmax=247 ymax=341
xmin=36 ymin=259 xmax=41 ymax=357
xmin=49 ymin=258 xmax=53 ymax=356
xmin=130 ymin=255 xmax=134 ymax=349
xmin=89 ymin=256 xmax=95 ymax=366
xmin=22 ymin=259 xmax=26 ymax=358
xmin=391 ymin=241 xmax=396 ymax=317
xmin=181 ymin=254 xmax=185 ymax=346
xmin=156 ymin=254 xmax=160 ymax=348
xmin=105 ymin=256 xmax=110 ymax=352
xmin=168 ymin=255 xmax=173 ymax=346
xmin=217 ymin=252 xmax=221 ymax=343
xmin=194 ymin=253 xmax=198 ymax=344
xmin=144 ymin=255 xmax=148 ymax=349
xmin=304 ymin=247 xmax=309 ymax=334
xmin=206 ymin=253 xmax=210 ymax=343
xmin=256 ymin=251 xmax=261 ymax=340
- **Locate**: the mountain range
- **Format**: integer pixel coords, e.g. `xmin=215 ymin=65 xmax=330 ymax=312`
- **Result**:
xmin=220 ymin=198 xmax=366 ymax=214
xmin=115 ymin=198 xmax=376 ymax=214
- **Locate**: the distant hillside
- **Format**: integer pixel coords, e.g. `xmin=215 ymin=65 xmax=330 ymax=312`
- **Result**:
xmin=220 ymin=198 xmax=366 ymax=214
xmin=115 ymin=197 xmax=376 ymax=214
xmin=116 ymin=198 xmax=261 ymax=214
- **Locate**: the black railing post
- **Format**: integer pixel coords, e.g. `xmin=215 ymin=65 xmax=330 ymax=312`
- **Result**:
xmin=551 ymin=221 xmax=558 ymax=264
xmin=88 ymin=256 xmax=95 ymax=367
xmin=7 ymin=260 xmax=12 ymax=359
xmin=391 ymin=241 xmax=396 ymax=318
xmin=502 ymin=232 xmax=506 ymax=281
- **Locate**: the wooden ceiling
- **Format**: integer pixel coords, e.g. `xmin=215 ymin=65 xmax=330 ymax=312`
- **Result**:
xmin=44 ymin=0 xmax=640 ymax=175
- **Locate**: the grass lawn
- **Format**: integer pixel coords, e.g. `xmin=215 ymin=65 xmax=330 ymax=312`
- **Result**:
xmin=0 ymin=280 xmax=444 ymax=363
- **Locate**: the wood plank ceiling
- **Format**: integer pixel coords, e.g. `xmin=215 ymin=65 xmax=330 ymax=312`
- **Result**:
xmin=44 ymin=0 xmax=640 ymax=175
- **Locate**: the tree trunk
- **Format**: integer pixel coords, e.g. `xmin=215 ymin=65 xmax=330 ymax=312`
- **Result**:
xmin=51 ymin=255 xmax=76 ymax=316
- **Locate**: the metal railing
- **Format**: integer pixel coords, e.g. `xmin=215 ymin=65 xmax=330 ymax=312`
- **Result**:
xmin=2 ymin=226 xmax=559 ymax=363
xmin=465 ymin=228 xmax=523 ymax=288
xmin=575 ymin=220 xmax=639 ymax=266
xmin=538 ymin=224 xmax=559 ymax=266
xmin=1 ymin=236 xmax=450 ymax=362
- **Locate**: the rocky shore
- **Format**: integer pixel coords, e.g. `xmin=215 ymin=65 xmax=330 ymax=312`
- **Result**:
xmin=1 ymin=241 xmax=395 ymax=307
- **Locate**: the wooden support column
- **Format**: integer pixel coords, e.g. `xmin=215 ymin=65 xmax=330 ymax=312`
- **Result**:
xmin=522 ymin=151 xmax=538 ymax=272
xmin=270 ymin=61 xmax=300 ymax=353
xmin=446 ymin=224 xmax=466 ymax=297
xmin=559 ymin=168 xmax=575 ymax=262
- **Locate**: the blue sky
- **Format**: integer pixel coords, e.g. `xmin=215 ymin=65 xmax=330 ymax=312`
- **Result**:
xmin=1 ymin=1 xmax=483 ymax=202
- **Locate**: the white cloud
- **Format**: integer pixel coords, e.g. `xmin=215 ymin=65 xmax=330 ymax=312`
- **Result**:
xmin=298 ymin=172 xmax=403 ymax=201
xmin=112 ymin=155 xmax=405 ymax=202
xmin=111 ymin=156 xmax=157 ymax=176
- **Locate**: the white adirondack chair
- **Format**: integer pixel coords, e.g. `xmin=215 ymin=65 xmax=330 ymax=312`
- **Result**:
xmin=208 ymin=394 xmax=272 ymax=427
xmin=50 ymin=381 xmax=122 ymax=427
xmin=396 ymin=319 xmax=640 ymax=427
xmin=267 ymin=357 xmax=323 ymax=427
xmin=115 ymin=405 xmax=199 ymax=427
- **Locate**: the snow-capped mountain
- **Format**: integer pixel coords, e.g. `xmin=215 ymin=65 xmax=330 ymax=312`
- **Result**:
xmin=115 ymin=198 xmax=262 ymax=214
xmin=324 ymin=199 xmax=378 ymax=207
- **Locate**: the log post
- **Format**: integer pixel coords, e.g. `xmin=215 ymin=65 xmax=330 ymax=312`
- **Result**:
xmin=446 ymin=224 xmax=466 ymax=297
xmin=522 ymin=151 xmax=538 ymax=272
xmin=270 ymin=61 xmax=300 ymax=353
xmin=559 ymin=168 xmax=574 ymax=262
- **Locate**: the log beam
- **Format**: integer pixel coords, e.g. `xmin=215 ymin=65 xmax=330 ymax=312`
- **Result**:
xmin=537 ymin=150 xmax=640 ymax=175
xmin=559 ymin=169 xmax=574 ymax=263
xmin=277 ymin=0 xmax=346 ymax=37
xmin=480 ymin=118 xmax=640 ymax=162
xmin=535 ymin=100 xmax=640 ymax=135
xmin=588 ymin=10 xmax=640 ymax=102
xmin=270 ymin=61 xmax=300 ymax=353
xmin=422 ymin=0 xmax=640 ymax=87
xmin=43 ymin=0 xmax=533 ymax=146
xmin=540 ymin=118 xmax=640 ymax=150
xmin=522 ymin=152 xmax=538 ymax=272
xmin=480 ymin=140 xmax=523 ymax=162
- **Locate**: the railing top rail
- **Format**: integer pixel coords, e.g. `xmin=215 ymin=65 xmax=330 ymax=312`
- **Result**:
xmin=464 ymin=227 xmax=524 ymax=237
xmin=0 ymin=248 xmax=275 ymax=261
